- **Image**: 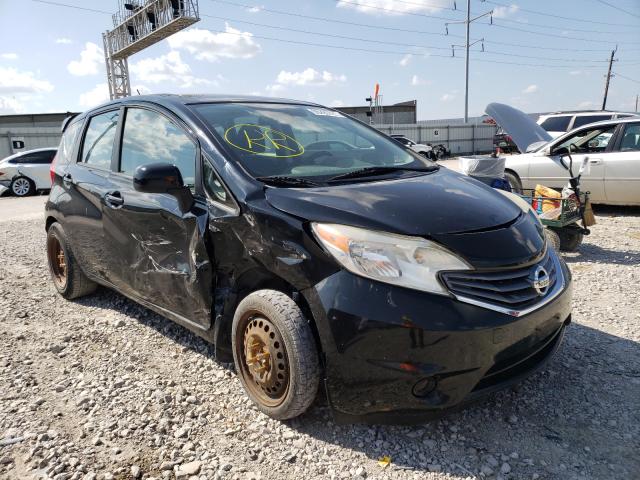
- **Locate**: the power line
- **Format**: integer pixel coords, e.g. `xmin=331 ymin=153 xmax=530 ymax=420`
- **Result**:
xmin=334 ymin=0 xmax=462 ymax=21
xmin=32 ymin=0 xmax=111 ymax=14
xmin=594 ymin=0 xmax=640 ymax=19
xmin=201 ymin=14 xmax=618 ymax=63
xmin=215 ymin=0 xmax=636 ymax=52
xmin=616 ymin=72 xmax=640 ymax=84
xmin=482 ymin=0 xmax=639 ymax=27
xmin=486 ymin=21 xmax=640 ymax=45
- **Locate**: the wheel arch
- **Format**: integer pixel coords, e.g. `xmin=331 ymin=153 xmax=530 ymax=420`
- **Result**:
xmin=45 ymin=215 xmax=59 ymax=231
xmin=213 ymin=267 xmax=323 ymax=363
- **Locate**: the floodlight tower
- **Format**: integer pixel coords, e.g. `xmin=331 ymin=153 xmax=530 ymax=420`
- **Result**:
xmin=103 ymin=0 xmax=200 ymax=99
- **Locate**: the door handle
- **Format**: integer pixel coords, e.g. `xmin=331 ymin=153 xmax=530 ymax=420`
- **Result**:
xmin=589 ymin=158 xmax=603 ymax=165
xmin=104 ymin=191 xmax=124 ymax=208
xmin=62 ymin=173 xmax=73 ymax=186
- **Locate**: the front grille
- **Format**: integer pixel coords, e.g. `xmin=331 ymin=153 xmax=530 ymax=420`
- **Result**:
xmin=442 ymin=250 xmax=559 ymax=312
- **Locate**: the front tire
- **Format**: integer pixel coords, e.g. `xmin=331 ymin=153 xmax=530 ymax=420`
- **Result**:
xmin=504 ymin=171 xmax=523 ymax=194
xmin=553 ymin=226 xmax=584 ymax=252
xmin=232 ymin=290 xmax=320 ymax=420
xmin=46 ymin=223 xmax=97 ymax=299
xmin=11 ymin=177 xmax=34 ymax=197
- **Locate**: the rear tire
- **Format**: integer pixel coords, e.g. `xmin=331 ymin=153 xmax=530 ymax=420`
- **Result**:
xmin=46 ymin=223 xmax=97 ymax=299
xmin=554 ymin=227 xmax=584 ymax=252
xmin=232 ymin=290 xmax=320 ymax=420
xmin=545 ymin=228 xmax=561 ymax=251
xmin=504 ymin=171 xmax=522 ymax=194
xmin=11 ymin=177 xmax=34 ymax=197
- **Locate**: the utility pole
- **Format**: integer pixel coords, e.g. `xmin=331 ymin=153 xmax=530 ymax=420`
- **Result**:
xmin=602 ymin=45 xmax=617 ymax=110
xmin=635 ymin=94 xmax=638 ymax=113
xmin=446 ymin=3 xmax=492 ymax=123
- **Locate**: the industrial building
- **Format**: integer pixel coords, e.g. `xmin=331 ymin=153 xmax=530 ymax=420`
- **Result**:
xmin=0 ymin=113 xmax=72 ymax=159
xmin=336 ymin=100 xmax=417 ymax=125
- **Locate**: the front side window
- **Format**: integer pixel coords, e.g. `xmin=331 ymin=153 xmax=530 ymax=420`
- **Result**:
xmin=120 ymin=108 xmax=197 ymax=188
xmin=192 ymin=103 xmax=431 ymax=180
xmin=619 ymin=124 xmax=640 ymax=152
xmin=540 ymin=116 xmax=572 ymax=132
xmin=203 ymin=159 xmax=235 ymax=208
xmin=554 ymin=125 xmax=616 ymax=154
xmin=81 ymin=110 xmax=120 ymax=169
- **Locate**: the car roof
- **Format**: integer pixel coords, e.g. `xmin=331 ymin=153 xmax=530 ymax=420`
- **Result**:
xmin=83 ymin=94 xmax=324 ymax=116
xmin=540 ymin=110 xmax=634 ymax=117
xmin=1 ymin=147 xmax=57 ymax=162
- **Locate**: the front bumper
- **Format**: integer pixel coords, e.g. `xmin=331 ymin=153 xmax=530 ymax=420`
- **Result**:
xmin=302 ymin=257 xmax=572 ymax=423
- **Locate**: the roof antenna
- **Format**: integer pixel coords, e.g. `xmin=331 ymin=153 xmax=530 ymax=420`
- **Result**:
xmin=136 ymin=88 xmax=141 ymax=95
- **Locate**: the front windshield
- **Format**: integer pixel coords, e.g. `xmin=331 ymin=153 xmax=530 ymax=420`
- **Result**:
xmin=553 ymin=125 xmax=616 ymax=154
xmin=191 ymin=103 xmax=434 ymax=180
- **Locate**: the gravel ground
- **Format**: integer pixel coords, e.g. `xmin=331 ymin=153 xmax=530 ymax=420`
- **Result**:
xmin=1 ymin=208 xmax=639 ymax=480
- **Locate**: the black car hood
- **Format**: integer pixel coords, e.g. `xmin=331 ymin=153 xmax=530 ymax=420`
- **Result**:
xmin=264 ymin=168 xmax=521 ymax=236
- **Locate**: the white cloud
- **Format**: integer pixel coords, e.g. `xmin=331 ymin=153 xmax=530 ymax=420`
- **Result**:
xmin=522 ymin=84 xmax=538 ymax=94
xmin=441 ymin=93 xmax=456 ymax=102
xmin=246 ymin=4 xmax=263 ymax=13
xmin=1 ymin=53 xmax=18 ymax=60
xmin=0 ymin=96 xmax=25 ymax=114
xmin=0 ymin=67 xmax=54 ymax=95
xmin=273 ymin=68 xmax=347 ymax=87
xmin=67 ymin=42 xmax=103 ymax=76
xmin=79 ymin=83 xmax=109 ymax=108
xmin=55 ymin=38 xmax=72 ymax=44
xmin=577 ymin=100 xmax=596 ymax=109
xmin=168 ymin=24 xmax=261 ymax=62
xmin=411 ymin=74 xmax=430 ymax=86
xmin=492 ymin=4 xmax=519 ymax=18
xmin=337 ymin=0 xmax=451 ymax=15
xmin=130 ymin=51 xmax=211 ymax=88
xmin=399 ymin=54 xmax=412 ymax=67
xmin=330 ymin=99 xmax=345 ymax=107
xmin=569 ymin=70 xmax=583 ymax=76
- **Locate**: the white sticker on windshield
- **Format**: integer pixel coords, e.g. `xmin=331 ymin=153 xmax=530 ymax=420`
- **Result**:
xmin=307 ymin=108 xmax=343 ymax=117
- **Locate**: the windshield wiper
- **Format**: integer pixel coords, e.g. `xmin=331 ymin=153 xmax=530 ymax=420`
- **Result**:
xmin=256 ymin=175 xmax=321 ymax=187
xmin=327 ymin=164 xmax=438 ymax=182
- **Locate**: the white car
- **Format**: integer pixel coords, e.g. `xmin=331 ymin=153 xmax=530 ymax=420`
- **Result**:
xmin=0 ymin=148 xmax=57 ymax=197
xmin=487 ymin=103 xmax=640 ymax=206
xmin=537 ymin=110 xmax=636 ymax=139
xmin=390 ymin=135 xmax=433 ymax=158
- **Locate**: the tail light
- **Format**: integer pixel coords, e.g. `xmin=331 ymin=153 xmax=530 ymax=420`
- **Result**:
xmin=50 ymin=155 xmax=57 ymax=185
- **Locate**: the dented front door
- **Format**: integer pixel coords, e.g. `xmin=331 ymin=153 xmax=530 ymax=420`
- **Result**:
xmin=103 ymin=175 xmax=213 ymax=329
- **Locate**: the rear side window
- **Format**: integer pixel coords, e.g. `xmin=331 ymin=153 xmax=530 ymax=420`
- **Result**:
xmin=119 ymin=107 xmax=196 ymax=188
xmin=572 ymin=115 xmax=611 ymax=129
xmin=57 ymin=122 xmax=81 ymax=165
xmin=14 ymin=151 xmax=56 ymax=164
xmin=81 ymin=110 xmax=120 ymax=170
xmin=540 ymin=116 xmax=572 ymax=132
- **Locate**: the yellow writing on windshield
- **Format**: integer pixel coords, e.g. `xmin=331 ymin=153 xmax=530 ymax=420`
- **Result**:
xmin=224 ymin=124 xmax=305 ymax=158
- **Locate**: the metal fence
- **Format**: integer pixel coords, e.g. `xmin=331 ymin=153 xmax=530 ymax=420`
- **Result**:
xmin=375 ymin=123 xmax=497 ymax=155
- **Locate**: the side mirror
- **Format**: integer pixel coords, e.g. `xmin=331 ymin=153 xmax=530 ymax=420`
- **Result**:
xmin=133 ymin=162 xmax=193 ymax=213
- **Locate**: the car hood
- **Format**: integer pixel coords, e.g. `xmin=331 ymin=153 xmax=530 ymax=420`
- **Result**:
xmin=265 ymin=168 xmax=521 ymax=236
xmin=265 ymin=168 xmax=544 ymax=266
xmin=486 ymin=103 xmax=552 ymax=153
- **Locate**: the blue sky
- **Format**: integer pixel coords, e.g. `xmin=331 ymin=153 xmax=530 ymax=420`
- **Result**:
xmin=0 ymin=0 xmax=639 ymax=119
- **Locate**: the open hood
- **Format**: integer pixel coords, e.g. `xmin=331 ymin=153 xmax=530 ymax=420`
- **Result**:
xmin=486 ymin=103 xmax=552 ymax=153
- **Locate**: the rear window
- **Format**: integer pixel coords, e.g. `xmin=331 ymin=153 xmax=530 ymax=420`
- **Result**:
xmin=540 ymin=116 xmax=572 ymax=132
xmin=572 ymin=115 xmax=611 ymax=129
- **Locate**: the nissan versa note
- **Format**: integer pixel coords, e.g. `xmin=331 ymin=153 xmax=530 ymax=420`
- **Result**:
xmin=45 ymin=95 xmax=572 ymax=422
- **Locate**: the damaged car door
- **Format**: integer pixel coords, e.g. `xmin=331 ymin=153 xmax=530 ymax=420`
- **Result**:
xmin=103 ymin=105 xmax=213 ymax=329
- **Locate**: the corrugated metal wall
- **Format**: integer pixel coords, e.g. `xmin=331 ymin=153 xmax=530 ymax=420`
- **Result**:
xmin=0 ymin=127 xmax=62 ymax=159
xmin=375 ymin=123 xmax=497 ymax=155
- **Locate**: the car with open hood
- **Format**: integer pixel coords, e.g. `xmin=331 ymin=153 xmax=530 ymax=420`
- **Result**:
xmin=45 ymin=95 xmax=572 ymax=422
xmin=488 ymin=103 xmax=640 ymax=206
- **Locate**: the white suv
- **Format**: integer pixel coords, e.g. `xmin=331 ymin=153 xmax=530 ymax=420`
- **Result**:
xmin=537 ymin=110 xmax=636 ymax=138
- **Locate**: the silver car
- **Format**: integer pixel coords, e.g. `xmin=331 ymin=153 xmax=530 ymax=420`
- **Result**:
xmin=0 ymin=148 xmax=57 ymax=196
xmin=488 ymin=103 xmax=640 ymax=206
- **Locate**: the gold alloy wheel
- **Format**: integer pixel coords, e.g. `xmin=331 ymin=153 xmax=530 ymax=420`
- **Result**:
xmin=238 ymin=313 xmax=290 ymax=407
xmin=47 ymin=235 xmax=67 ymax=289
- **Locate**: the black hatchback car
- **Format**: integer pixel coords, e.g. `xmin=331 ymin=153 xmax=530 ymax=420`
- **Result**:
xmin=46 ymin=95 xmax=572 ymax=422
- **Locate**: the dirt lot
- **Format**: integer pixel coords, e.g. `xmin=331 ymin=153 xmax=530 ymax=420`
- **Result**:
xmin=0 ymin=203 xmax=639 ymax=480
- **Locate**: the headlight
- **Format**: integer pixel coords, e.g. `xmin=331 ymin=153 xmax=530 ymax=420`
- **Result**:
xmin=311 ymin=223 xmax=471 ymax=294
